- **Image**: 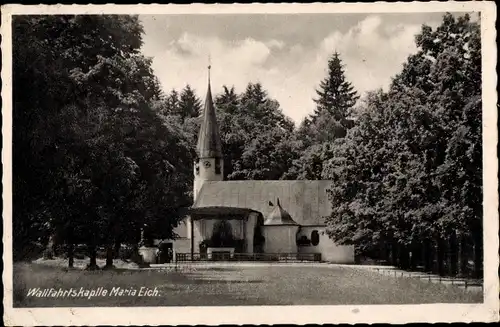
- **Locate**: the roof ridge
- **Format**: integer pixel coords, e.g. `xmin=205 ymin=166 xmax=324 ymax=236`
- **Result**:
xmin=194 ymin=180 xmax=332 ymax=226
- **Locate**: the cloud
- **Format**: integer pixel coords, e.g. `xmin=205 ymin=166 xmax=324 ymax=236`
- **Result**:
xmin=142 ymin=33 xmax=278 ymax=95
xmin=141 ymin=15 xmax=424 ymax=124
xmin=265 ymin=39 xmax=286 ymax=50
xmin=317 ymin=15 xmax=421 ymax=95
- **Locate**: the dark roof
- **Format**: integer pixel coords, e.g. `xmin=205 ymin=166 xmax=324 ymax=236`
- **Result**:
xmin=265 ymin=198 xmax=298 ymax=225
xmin=193 ymin=180 xmax=333 ymax=226
xmin=196 ymin=78 xmax=222 ymax=158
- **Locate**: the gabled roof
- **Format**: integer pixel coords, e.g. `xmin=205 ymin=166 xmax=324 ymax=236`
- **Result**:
xmin=193 ymin=180 xmax=334 ymax=226
xmin=265 ymin=198 xmax=298 ymax=225
xmin=196 ymin=72 xmax=222 ymax=158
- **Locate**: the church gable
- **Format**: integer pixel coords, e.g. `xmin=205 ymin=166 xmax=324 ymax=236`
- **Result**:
xmin=193 ymin=180 xmax=334 ymax=226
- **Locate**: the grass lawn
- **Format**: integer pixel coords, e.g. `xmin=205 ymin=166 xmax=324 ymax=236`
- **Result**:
xmin=13 ymin=261 xmax=482 ymax=307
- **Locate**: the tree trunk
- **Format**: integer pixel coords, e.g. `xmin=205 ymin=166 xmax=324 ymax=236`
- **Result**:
xmin=409 ymin=242 xmax=419 ymax=270
xmin=423 ymin=238 xmax=433 ymax=272
xmin=432 ymin=238 xmax=438 ymax=274
xmin=104 ymin=243 xmax=114 ymax=269
xmin=67 ymin=243 xmax=74 ymax=268
xmin=66 ymin=223 xmax=74 ymax=268
xmin=473 ymin=231 xmax=483 ymax=279
xmin=398 ymin=246 xmax=409 ymax=269
xmin=449 ymin=232 xmax=458 ymax=276
xmin=390 ymin=241 xmax=398 ymax=266
xmin=385 ymin=242 xmax=391 ymax=264
xmin=43 ymin=234 xmax=56 ymax=259
xmin=458 ymin=235 xmax=468 ymax=277
xmin=86 ymin=243 xmax=99 ymax=270
xmin=114 ymin=241 xmax=121 ymax=261
xmin=437 ymin=237 xmax=445 ymax=276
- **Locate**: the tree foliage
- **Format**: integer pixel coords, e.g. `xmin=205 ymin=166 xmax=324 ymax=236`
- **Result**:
xmin=322 ymin=13 xmax=482 ymax=275
xmin=160 ymin=82 xmax=297 ymax=181
xmin=214 ymin=83 xmax=296 ymax=180
xmin=13 ymin=15 xmax=192 ymax=266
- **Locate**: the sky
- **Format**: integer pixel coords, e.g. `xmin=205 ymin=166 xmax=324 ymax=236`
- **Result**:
xmin=140 ymin=13 xmax=450 ymax=124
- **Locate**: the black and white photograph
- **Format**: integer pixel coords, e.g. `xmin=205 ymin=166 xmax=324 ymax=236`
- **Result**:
xmin=2 ymin=2 xmax=498 ymax=325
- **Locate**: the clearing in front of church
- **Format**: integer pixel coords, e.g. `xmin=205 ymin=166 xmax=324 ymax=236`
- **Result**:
xmin=14 ymin=262 xmax=481 ymax=307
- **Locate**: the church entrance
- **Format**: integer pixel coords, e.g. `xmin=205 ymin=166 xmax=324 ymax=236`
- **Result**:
xmin=211 ymin=220 xmax=234 ymax=247
xmin=189 ymin=208 xmax=257 ymax=261
xmin=208 ymin=220 xmax=235 ymax=261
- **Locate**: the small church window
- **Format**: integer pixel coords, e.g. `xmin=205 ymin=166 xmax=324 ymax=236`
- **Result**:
xmin=311 ymin=230 xmax=320 ymax=246
xmin=195 ymin=164 xmax=200 ymax=175
xmin=215 ymin=158 xmax=221 ymax=175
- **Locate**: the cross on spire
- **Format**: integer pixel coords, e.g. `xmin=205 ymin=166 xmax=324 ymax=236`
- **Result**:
xmin=208 ymin=54 xmax=211 ymax=82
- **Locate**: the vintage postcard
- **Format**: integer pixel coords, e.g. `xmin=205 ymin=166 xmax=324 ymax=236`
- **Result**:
xmin=2 ymin=2 xmax=498 ymax=325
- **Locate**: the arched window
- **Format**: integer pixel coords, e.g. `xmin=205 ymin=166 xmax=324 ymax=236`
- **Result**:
xmin=311 ymin=230 xmax=320 ymax=246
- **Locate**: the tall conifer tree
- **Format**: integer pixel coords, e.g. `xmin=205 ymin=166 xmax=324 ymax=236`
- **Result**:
xmin=313 ymin=51 xmax=359 ymax=123
xmin=179 ymin=84 xmax=202 ymax=119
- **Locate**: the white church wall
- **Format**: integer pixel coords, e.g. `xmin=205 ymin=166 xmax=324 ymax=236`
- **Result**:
xmin=192 ymin=220 xmax=203 ymax=251
xmin=172 ymin=218 xmax=203 ymax=253
xmin=297 ymin=226 xmax=354 ymax=263
xmin=166 ymin=218 xmax=191 ymax=254
xmin=262 ymin=225 xmax=299 ymax=253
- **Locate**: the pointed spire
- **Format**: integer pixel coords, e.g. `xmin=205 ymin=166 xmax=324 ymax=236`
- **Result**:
xmin=196 ymin=63 xmax=222 ymax=159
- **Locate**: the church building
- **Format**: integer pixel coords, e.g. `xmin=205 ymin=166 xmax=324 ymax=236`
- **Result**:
xmin=170 ymin=69 xmax=354 ymax=263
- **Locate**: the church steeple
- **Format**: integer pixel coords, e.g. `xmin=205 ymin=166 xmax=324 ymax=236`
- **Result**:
xmin=193 ymin=63 xmax=224 ymax=201
xmin=196 ymin=62 xmax=222 ymax=159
